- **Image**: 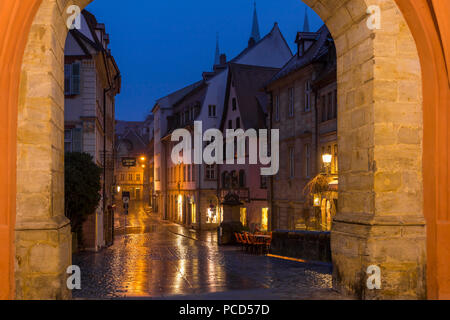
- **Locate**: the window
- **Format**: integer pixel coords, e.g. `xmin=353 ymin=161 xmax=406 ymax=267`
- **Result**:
xmin=288 ymin=88 xmax=294 ymax=117
xmin=261 ymin=208 xmax=269 ymax=231
xmin=274 ymin=95 xmax=280 ymax=121
xmin=128 ymin=174 xmax=133 ymax=181
xmin=156 ymin=167 xmax=160 ymax=181
xmin=188 ymin=165 xmax=191 ymax=181
xmin=232 ymin=98 xmax=237 ymax=111
xmin=183 ymin=165 xmax=186 ymax=182
xmin=120 ymin=174 xmax=125 ymax=181
xmin=64 ymin=62 xmax=81 ymax=95
xmin=208 ymin=105 xmax=216 ymax=117
xmin=322 ymin=95 xmax=327 ymax=122
xmin=260 ymin=175 xmax=268 ymax=189
xmin=305 ymin=144 xmax=311 ymax=178
xmin=333 ymin=89 xmax=338 ymax=119
xmin=64 ymin=128 xmax=82 ymax=152
xmin=64 ymin=130 xmax=72 ymax=152
xmin=289 ymin=147 xmax=295 ymax=178
xmin=222 ymin=171 xmax=229 ymax=188
xmin=333 ymin=144 xmax=338 ymax=174
xmin=239 ymin=170 xmax=246 ymax=187
xmin=136 ymin=174 xmax=141 ymax=181
xmin=236 ymin=117 xmax=241 ymax=129
xmin=305 ymin=80 xmax=311 ymax=112
xmin=328 ymin=92 xmax=333 ymax=120
xmin=206 ymin=165 xmax=216 ymax=180
xmin=240 ymin=208 xmax=247 ymax=227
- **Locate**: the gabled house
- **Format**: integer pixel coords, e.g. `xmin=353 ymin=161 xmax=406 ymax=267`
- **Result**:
xmin=219 ymin=63 xmax=280 ymax=231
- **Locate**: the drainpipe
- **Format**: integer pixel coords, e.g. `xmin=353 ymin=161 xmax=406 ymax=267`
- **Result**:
xmin=268 ymin=92 xmax=274 ymax=232
xmin=102 ymin=48 xmax=120 ymax=246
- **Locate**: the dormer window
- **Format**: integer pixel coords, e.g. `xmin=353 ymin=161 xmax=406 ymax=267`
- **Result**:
xmin=208 ymin=105 xmax=216 ymax=118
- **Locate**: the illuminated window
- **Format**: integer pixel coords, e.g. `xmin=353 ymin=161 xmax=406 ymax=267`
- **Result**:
xmin=240 ymin=208 xmax=247 ymax=227
xmin=261 ymin=208 xmax=269 ymax=231
xmin=136 ymin=174 xmax=141 ymax=181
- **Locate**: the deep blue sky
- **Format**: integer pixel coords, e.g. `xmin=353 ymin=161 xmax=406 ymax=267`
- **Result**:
xmin=86 ymin=0 xmax=324 ymax=121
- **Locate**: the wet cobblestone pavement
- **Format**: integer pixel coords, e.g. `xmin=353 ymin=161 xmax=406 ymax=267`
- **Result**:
xmin=73 ymin=201 xmax=346 ymax=300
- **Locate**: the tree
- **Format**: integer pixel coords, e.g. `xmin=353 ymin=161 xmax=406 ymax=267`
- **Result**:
xmin=65 ymin=152 xmax=102 ymax=246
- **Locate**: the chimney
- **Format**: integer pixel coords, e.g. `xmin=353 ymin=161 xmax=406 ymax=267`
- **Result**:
xmin=220 ymin=54 xmax=227 ymax=65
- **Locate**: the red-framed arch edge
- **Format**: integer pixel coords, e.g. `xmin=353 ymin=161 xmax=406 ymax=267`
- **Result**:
xmin=0 ymin=0 xmax=448 ymax=299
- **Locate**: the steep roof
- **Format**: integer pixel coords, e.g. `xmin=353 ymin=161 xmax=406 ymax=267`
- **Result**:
xmin=267 ymin=24 xmax=333 ymax=85
xmin=152 ymin=80 xmax=204 ymax=112
xmin=115 ymin=124 xmax=148 ymax=155
xmin=222 ymin=63 xmax=280 ymax=131
xmin=230 ymin=22 xmax=292 ymax=67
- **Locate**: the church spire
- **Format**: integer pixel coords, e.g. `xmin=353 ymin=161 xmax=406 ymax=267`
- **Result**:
xmin=250 ymin=1 xmax=261 ymax=42
xmin=303 ymin=7 xmax=310 ymax=32
xmin=214 ymin=32 xmax=220 ymax=66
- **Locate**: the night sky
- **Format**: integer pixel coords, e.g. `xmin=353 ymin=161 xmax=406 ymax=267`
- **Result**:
xmin=86 ymin=0 xmax=324 ymax=121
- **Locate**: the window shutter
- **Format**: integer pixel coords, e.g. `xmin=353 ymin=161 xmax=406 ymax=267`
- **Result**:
xmin=64 ymin=64 xmax=71 ymax=95
xmin=72 ymin=128 xmax=83 ymax=152
xmin=71 ymin=62 xmax=81 ymax=95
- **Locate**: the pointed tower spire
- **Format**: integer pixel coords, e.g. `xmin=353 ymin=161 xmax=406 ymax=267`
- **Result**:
xmin=214 ymin=32 xmax=220 ymax=66
xmin=303 ymin=7 xmax=310 ymax=32
xmin=250 ymin=1 xmax=261 ymax=42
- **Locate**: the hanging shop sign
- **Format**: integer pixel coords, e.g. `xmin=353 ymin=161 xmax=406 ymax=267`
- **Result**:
xmin=122 ymin=157 xmax=136 ymax=167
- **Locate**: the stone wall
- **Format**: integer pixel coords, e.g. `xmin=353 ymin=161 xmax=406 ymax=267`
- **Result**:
xmin=270 ymin=230 xmax=331 ymax=263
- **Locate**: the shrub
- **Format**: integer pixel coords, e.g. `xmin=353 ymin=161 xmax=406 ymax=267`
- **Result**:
xmin=64 ymin=152 xmax=102 ymax=246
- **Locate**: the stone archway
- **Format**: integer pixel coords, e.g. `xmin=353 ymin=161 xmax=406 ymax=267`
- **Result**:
xmin=0 ymin=0 xmax=449 ymax=299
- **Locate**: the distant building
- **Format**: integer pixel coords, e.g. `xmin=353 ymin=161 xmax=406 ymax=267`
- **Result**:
xmin=153 ymin=5 xmax=292 ymax=230
xmin=115 ymin=121 xmax=151 ymax=202
xmin=266 ymin=24 xmax=337 ymax=231
xmin=64 ymin=10 xmax=121 ymax=251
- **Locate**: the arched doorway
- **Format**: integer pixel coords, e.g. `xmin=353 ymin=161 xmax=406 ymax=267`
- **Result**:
xmin=0 ymin=0 xmax=448 ymax=299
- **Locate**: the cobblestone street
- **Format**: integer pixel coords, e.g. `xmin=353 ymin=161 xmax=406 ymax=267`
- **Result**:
xmin=73 ymin=201 xmax=345 ymax=300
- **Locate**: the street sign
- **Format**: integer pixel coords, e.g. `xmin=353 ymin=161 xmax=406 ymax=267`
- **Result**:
xmin=122 ymin=157 xmax=136 ymax=167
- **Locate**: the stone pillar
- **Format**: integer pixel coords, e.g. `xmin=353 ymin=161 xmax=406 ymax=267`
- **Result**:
xmin=303 ymin=0 xmax=426 ymax=299
xmin=337 ymin=1 xmax=424 ymax=299
xmin=14 ymin=0 xmax=94 ymax=299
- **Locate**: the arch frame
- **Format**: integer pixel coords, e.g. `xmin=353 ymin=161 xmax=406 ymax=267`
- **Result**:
xmin=0 ymin=0 xmax=448 ymax=299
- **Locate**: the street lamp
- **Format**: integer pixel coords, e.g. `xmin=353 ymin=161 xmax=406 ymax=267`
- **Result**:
xmin=322 ymin=153 xmax=332 ymax=165
xmin=140 ymin=156 xmax=146 ymax=162
xmin=322 ymin=153 xmax=332 ymax=175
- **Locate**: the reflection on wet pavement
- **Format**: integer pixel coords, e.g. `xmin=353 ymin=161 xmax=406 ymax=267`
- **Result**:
xmin=73 ymin=201 xmax=344 ymax=300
